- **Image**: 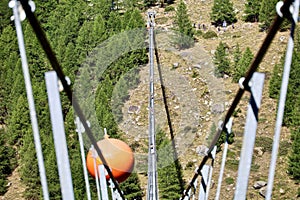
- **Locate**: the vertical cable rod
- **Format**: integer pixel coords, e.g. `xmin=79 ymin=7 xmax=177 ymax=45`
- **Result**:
xmin=75 ymin=117 xmax=91 ymax=200
xmin=215 ymin=118 xmax=233 ymax=200
xmin=266 ymin=0 xmax=300 ymax=199
xmin=11 ymin=1 xmax=49 ymax=199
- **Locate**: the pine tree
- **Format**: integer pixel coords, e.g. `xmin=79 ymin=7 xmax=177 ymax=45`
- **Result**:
xmin=284 ymin=28 xmax=300 ymax=183
xmin=284 ymin=38 xmax=300 ymax=126
xmin=0 ymin=0 xmax=12 ymax=33
xmin=213 ymin=42 xmax=231 ymax=77
xmin=0 ymin=129 xmax=17 ymax=195
xmin=0 ymin=26 xmax=19 ymax=124
xmin=232 ymin=47 xmax=253 ymax=82
xmin=6 ymin=95 xmax=29 ymax=145
xmin=156 ymin=129 xmax=183 ymax=199
xmin=174 ymin=0 xmax=194 ymax=49
xmin=19 ymin=131 xmax=42 ymax=199
xmin=210 ymin=0 xmax=237 ymax=26
xmin=243 ymin=0 xmax=261 ymax=22
xmin=232 ymin=43 xmax=242 ymax=75
xmin=259 ymin=0 xmax=277 ymax=30
xmin=93 ymin=14 xmax=107 ymax=45
xmin=288 ymin=127 xmax=300 ymax=181
xmin=269 ymin=62 xmax=283 ymax=99
xmin=124 ymin=9 xmax=145 ymax=30
xmin=120 ymin=172 xmax=143 ymax=199
xmin=106 ymin=11 xmax=122 ymax=36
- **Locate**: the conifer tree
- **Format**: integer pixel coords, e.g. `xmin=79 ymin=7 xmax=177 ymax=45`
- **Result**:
xmin=288 ymin=127 xmax=300 ymax=181
xmin=6 ymin=95 xmax=29 ymax=145
xmin=232 ymin=47 xmax=253 ymax=82
xmin=232 ymin=43 xmax=242 ymax=75
xmin=174 ymin=0 xmax=194 ymax=49
xmin=276 ymin=28 xmax=300 ymax=182
xmin=284 ymin=40 xmax=300 ymax=126
xmin=0 ymin=1 xmax=12 ymax=33
xmin=210 ymin=0 xmax=237 ymax=26
xmin=0 ymin=129 xmax=16 ymax=195
xmin=93 ymin=14 xmax=107 ymax=44
xmin=106 ymin=11 xmax=122 ymax=36
xmin=213 ymin=42 xmax=231 ymax=77
xmin=156 ymin=129 xmax=183 ymax=199
xmin=259 ymin=0 xmax=277 ymax=30
xmin=243 ymin=0 xmax=261 ymax=22
xmin=269 ymin=62 xmax=283 ymax=99
xmin=19 ymin=131 xmax=42 ymax=199
xmin=124 ymin=9 xmax=145 ymax=30
xmin=120 ymin=172 xmax=143 ymax=199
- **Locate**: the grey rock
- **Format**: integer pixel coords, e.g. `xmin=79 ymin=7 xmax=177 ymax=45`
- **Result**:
xmin=180 ymin=52 xmax=191 ymax=57
xmin=193 ymin=64 xmax=201 ymax=69
xmin=279 ymin=188 xmax=285 ymax=194
xmin=254 ymin=147 xmax=264 ymax=156
xmin=196 ymin=145 xmax=208 ymax=156
xmin=211 ymin=103 xmax=225 ymax=114
xmin=254 ymin=181 xmax=267 ymax=189
xmin=173 ymin=62 xmax=179 ymax=68
xmin=259 ymin=186 xmax=267 ymax=197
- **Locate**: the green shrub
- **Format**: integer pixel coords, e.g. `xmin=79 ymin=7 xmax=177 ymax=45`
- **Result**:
xmin=279 ymin=140 xmax=291 ymax=156
xmin=202 ymin=30 xmax=217 ymax=39
xmin=194 ymin=30 xmax=203 ymax=36
xmin=225 ymin=177 xmax=234 ymax=185
xmin=227 ymin=159 xmax=239 ymax=171
xmin=251 ymin=163 xmax=260 ymax=172
xmin=165 ymin=5 xmax=175 ymax=12
xmin=256 ymin=136 xmax=273 ymax=152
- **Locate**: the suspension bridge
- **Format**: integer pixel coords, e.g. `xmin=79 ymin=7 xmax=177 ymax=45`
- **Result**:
xmin=9 ymin=0 xmax=300 ymax=199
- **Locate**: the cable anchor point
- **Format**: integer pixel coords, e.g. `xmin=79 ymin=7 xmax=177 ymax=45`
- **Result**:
xmin=276 ymin=1 xmax=294 ymax=19
xmin=9 ymin=0 xmax=35 ymax=21
xmin=238 ymin=77 xmax=252 ymax=91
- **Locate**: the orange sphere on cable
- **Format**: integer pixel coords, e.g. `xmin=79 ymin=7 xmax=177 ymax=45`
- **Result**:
xmin=86 ymin=134 xmax=134 ymax=183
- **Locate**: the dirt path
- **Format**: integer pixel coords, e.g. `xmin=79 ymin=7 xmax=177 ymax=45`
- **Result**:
xmin=0 ymin=167 xmax=25 ymax=200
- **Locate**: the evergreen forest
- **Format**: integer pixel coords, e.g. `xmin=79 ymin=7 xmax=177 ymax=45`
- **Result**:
xmin=0 ymin=0 xmax=299 ymax=199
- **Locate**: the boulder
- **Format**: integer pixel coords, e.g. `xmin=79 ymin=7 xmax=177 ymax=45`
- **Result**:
xmin=254 ymin=147 xmax=264 ymax=156
xmin=259 ymin=186 xmax=267 ymax=197
xmin=211 ymin=103 xmax=225 ymax=114
xmin=173 ymin=62 xmax=179 ymax=68
xmin=279 ymin=188 xmax=285 ymax=194
xmin=253 ymin=181 xmax=267 ymax=189
xmin=195 ymin=145 xmax=208 ymax=156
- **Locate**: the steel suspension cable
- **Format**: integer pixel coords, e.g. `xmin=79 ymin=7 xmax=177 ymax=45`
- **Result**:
xmin=18 ymin=1 xmax=125 ymax=198
xmin=180 ymin=0 xmax=294 ymax=199
xmin=146 ymin=11 xmax=158 ymax=200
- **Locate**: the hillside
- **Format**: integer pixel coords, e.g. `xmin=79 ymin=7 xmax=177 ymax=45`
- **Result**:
xmin=135 ymin=0 xmax=298 ymax=199
xmin=0 ymin=0 xmax=299 ymax=199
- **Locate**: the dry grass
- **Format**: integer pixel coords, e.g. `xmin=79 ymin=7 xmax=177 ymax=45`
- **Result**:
xmin=139 ymin=0 xmax=299 ymax=199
